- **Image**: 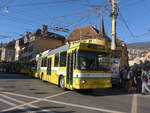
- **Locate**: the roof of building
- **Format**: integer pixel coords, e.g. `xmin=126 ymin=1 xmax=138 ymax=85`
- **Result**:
xmin=6 ymin=40 xmax=15 ymax=49
xmin=42 ymin=32 xmax=66 ymax=41
xmin=33 ymin=25 xmax=66 ymax=42
xmin=116 ymin=37 xmax=126 ymax=47
xmin=67 ymin=19 xmax=111 ymax=42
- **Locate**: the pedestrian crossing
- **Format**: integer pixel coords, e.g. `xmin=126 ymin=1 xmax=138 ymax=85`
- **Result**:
xmin=0 ymin=91 xmax=125 ymax=113
xmin=1 ymin=84 xmax=150 ymax=113
xmin=0 ymin=92 xmax=53 ymax=113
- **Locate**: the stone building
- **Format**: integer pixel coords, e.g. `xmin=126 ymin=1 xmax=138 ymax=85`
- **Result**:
xmin=112 ymin=38 xmax=129 ymax=68
xmin=20 ymin=25 xmax=66 ymax=62
xmin=0 ymin=25 xmax=66 ymax=63
xmin=145 ymin=51 xmax=150 ymax=61
xmin=0 ymin=48 xmax=6 ymax=62
xmin=0 ymin=43 xmax=7 ymax=62
xmin=3 ymin=40 xmax=16 ymax=62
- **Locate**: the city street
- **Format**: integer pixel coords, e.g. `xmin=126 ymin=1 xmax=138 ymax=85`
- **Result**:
xmin=0 ymin=73 xmax=150 ymax=113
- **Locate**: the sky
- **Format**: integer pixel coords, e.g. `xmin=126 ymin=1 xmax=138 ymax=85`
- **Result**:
xmin=0 ymin=0 xmax=150 ymax=44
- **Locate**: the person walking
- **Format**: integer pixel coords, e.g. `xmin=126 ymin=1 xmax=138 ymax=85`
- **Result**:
xmin=135 ymin=67 xmax=142 ymax=93
xmin=119 ymin=68 xmax=124 ymax=88
xmin=122 ymin=67 xmax=129 ymax=91
xmin=141 ymin=68 xmax=150 ymax=95
xmin=127 ymin=67 xmax=137 ymax=93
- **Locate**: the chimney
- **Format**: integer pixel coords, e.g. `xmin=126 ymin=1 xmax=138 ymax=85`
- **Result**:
xmin=42 ymin=25 xmax=48 ymax=34
xmin=99 ymin=17 xmax=106 ymax=37
xmin=24 ymin=32 xmax=28 ymax=44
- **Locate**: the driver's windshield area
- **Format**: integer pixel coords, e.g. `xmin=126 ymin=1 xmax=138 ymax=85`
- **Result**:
xmin=78 ymin=51 xmax=111 ymax=71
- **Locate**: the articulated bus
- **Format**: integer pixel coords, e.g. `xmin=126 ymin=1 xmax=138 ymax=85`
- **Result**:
xmin=30 ymin=43 xmax=112 ymax=90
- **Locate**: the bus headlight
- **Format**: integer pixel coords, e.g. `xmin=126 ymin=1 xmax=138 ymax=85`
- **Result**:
xmin=107 ymin=80 xmax=111 ymax=83
xmin=80 ymin=80 xmax=86 ymax=84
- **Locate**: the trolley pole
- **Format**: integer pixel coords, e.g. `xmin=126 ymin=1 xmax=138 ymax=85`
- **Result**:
xmin=110 ymin=0 xmax=118 ymax=50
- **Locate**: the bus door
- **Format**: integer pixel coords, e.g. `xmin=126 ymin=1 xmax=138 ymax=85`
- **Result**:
xmin=37 ymin=58 xmax=42 ymax=77
xmin=66 ymin=53 xmax=73 ymax=85
xmin=47 ymin=58 xmax=52 ymax=75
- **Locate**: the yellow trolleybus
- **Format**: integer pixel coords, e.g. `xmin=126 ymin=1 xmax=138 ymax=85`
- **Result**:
xmin=32 ymin=43 xmax=112 ymax=90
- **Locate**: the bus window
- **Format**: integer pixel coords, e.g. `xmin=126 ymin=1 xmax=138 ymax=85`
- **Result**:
xmin=42 ymin=57 xmax=47 ymax=67
xmin=54 ymin=53 xmax=59 ymax=67
xmin=78 ymin=50 xmax=111 ymax=71
xmin=59 ymin=52 xmax=67 ymax=67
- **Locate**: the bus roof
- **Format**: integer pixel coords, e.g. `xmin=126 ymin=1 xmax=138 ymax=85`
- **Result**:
xmin=48 ymin=45 xmax=69 ymax=55
xmin=40 ymin=42 xmax=111 ymax=56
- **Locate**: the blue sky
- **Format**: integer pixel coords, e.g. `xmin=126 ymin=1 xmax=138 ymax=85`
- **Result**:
xmin=0 ymin=0 xmax=150 ymax=44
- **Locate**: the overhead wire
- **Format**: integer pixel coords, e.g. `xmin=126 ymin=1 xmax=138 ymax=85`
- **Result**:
xmin=1 ymin=13 xmax=43 ymax=26
xmin=48 ymin=9 xmax=94 ymax=32
xmin=50 ymin=10 xmax=87 ymax=21
xmin=118 ymin=0 xmax=150 ymax=39
xmin=25 ymin=0 xmax=59 ymax=21
xmin=49 ymin=0 xmax=111 ymax=33
xmin=6 ymin=3 xmax=53 ymax=25
xmin=7 ymin=0 xmax=92 ymax=8
xmin=0 ymin=0 xmax=111 ymax=42
xmin=50 ymin=1 xmax=110 ymax=24
xmin=0 ymin=3 xmax=48 ymax=27
xmin=119 ymin=0 xmax=143 ymax=9
xmin=5 ymin=0 xmax=102 ymax=25
xmin=0 ymin=14 xmax=38 ymax=32
xmin=2 ymin=0 xmax=96 ymax=33
xmin=118 ymin=9 xmax=135 ymax=38
xmin=134 ymin=32 xmax=150 ymax=38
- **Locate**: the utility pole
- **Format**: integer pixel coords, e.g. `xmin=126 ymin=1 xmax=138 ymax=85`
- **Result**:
xmin=110 ymin=0 xmax=118 ymax=50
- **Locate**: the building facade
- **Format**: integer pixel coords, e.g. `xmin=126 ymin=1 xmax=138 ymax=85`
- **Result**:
xmin=19 ymin=25 xmax=66 ymax=62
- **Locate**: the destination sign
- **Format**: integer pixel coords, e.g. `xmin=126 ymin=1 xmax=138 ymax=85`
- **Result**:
xmin=87 ymin=44 xmax=105 ymax=50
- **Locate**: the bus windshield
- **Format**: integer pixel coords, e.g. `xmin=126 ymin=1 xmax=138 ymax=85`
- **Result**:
xmin=78 ymin=50 xmax=111 ymax=71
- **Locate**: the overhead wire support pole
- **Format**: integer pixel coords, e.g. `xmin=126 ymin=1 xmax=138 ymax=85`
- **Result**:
xmin=110 ymin=0 xmax=118 ymax=50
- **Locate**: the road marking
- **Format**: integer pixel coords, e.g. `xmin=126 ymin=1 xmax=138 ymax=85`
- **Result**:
xmin=0 ymin=98 xmax=32 ymax=112
xmin=1 ymin=91 xmax=125 ymax=113
xmin=131 ymin=94 xmax=138 ymax=113
xmin=2 ymin=92 xmax=39 ymax=100
xmin=2 ymin=91 xmax=69 ymax=100
xmin=45 ymin=99 xmax=125 ymax=113
xmin=138 ymin=94 xmax=150 ymax=99
xmin=2 ymin=91 xmax=70 ymax=112
xmin=0 ymin=94 xmax=52 ymax=113
xmin=0 ymin=98 xmax=17 ymax=106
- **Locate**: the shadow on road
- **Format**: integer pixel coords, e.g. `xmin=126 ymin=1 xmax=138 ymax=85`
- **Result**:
xmin=0 ymin=73 xmax=136 ymax=97
xmin=0 ymin=73 xmax=32 ymax=79
xmin=75 ymin=87 xmax=135 ymax=97
xmin=2 ymin=106 xmax=75 ymax=113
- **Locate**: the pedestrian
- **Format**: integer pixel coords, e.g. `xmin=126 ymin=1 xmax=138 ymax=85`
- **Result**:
xmin=141 ymin=68 xmax=150 ymax=95
xmin=147 ymin=70 xmax=150 ymax=79
xmin=135 ymin=67 xmax=142 ymax=93
xmin=122 ymin=67 xmax=129 ymax=91
xmin=127 ymin=67 xmax=136 ymax=93
xmin=119 ymin=68 xmax=124 ymax=88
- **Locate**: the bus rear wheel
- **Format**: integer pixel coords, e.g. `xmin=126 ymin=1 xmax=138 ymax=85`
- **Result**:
xmin=59 ymin=76 xmax=65 ymax=89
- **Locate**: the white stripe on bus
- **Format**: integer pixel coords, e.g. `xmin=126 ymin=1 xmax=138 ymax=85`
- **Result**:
xmin=73 ymin=73 xmax=111 ymax=78
xmin=40 ymin=67 xmax=47 ymax=70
